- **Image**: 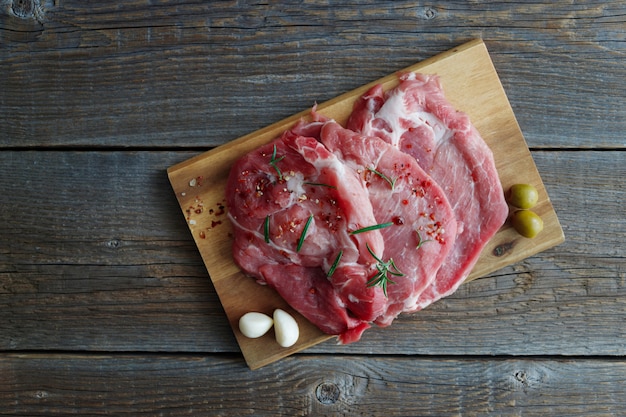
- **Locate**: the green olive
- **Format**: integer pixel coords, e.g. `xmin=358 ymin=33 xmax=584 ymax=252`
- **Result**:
xmin=507 ymin=183 xmax=539 ymax=209
xmin=511 ymin=210 xmax=544 ymax=238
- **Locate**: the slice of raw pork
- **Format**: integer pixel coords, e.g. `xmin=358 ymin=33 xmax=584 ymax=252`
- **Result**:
xmin=347 ymin=72 xmax=508 ymax=309
xmin=320 ymin=121 xmax=457 ymax=325
xmin=226 ymin=126 xmax=388 ymax=343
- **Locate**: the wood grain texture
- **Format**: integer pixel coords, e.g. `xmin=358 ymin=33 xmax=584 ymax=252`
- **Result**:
xmin=168 ymin=39 xmax=565 ymax=369
xmin=1 ymin=1 xmax=624 ymax=149
xmin=1 ymin=151 xmax=623 ymax=356
xmin=2 ymin=353 xmax=626 ymax=416
xmin=1 ymin=0 xmax=625 ymax=414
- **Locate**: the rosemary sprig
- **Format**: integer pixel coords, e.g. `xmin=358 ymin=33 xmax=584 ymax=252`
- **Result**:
xmin=263 ymin=215 xmax=271 ymax=243
xmin=415 ymin=230 xmax=432 ymax=250
xmin=297 ymin=214 xmax=314 ymax=252
xmin=269 ymin=144 xmax=286 ymax=180
xmin=368 ymin=167 xmax=397 ymax=190
xmin=303 ymin=182 xmax=337 ymax=189
xmin=327 ymin=250 xmax=343 ymax=277
xmin=365 ymin=243 xmax=403 ymax=297
xmin=350 ymin=222 xmax=393 ymax=235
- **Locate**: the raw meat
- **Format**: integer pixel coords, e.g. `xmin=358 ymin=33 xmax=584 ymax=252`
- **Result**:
xmin=320 ymin=121 xmax=457 ymax=325
xmin=226 ymin=126 xmax=388 ymax=343
xmin=260 ymin=264 xmax=370 ymax=344
xmin=347 ymin=72 xmax=508 ymax=309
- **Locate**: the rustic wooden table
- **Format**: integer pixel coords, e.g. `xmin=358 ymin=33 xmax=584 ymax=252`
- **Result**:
xmin=1 ymin=1 xmax=625 ymax=415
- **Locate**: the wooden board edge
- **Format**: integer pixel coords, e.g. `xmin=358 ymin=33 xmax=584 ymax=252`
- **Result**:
xmin=166 ymin=38 xmax=566 ymax=370
xmin=166 ymin=39 xmax=487 ymax=177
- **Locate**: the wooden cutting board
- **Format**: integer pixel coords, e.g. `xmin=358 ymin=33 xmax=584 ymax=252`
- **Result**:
xmin=167 ymin=39 xmax=564 ymax=370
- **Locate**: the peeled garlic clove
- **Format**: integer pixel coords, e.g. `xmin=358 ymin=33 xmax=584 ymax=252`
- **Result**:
xmin=273 ymin=309 xmax=299 ymax=348
xmin=238 ymin=312 xmax=273 ymax=338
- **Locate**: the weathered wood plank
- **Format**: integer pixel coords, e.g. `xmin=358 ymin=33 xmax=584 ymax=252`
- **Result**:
xmin=1 ymin=150 xmax=624 ymax=356
xmin=328 ymin=149 xmax=626 ymax=355
xmin=1 ymin=1 xmax=624 ymax=414
xmin=1 ymin=353 xmax=625 ymax=416
xmin=0 ymin=151 xmax=236 ymax=352
xmin=167 ymin=39 xmax=567 ymax=369
xmin=1 ymin=1 xmax=624 ymax=148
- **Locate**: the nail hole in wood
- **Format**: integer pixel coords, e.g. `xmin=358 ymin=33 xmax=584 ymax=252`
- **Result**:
xmin=106 ymin=239 xmax=121 ymax=249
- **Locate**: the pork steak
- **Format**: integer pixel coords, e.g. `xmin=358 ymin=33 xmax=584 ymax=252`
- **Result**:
xmin=226 ymin=126 xmax=388 ymax=343
xmin=320 ymin=121 xmax=457 ymax=325
xmin=347 ymin=72 xmax=508 ymax=309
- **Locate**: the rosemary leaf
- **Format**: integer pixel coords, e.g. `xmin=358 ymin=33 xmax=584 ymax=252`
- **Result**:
xmin=365 ymin=242 xmax=403 ymax=297
xmin=365 ymin=242 xmax=383 ymax=263
xmin=269 ymin=144 xmax=286 ymax=180
xmin=327 ymin=250 xmax=343 ymax=277
xmin=297 ymin=214 xmax=314 ymax=252
xmin=415 ymin=230 xmax=433 ymax=250
xmin=303 ymin=182 xmax=337 ymax=189
xmin=350 ymin=222 xmax=394 ymax=235
xmin=368 ymin=167 xmax=397 ymax=190
xmin=263 ymin=215 xmax=270 ymax=243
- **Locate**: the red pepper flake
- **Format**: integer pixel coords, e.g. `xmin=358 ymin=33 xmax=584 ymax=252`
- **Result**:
xmin=211 ymin=220 xmax=222 ymax=228
xmin=392 ymin=216 xmax=405 ymax=225
xmin=402 ymin=199 xmax=409 ymax=205
xmin=199 ymin=231 xmax=206 ymax=239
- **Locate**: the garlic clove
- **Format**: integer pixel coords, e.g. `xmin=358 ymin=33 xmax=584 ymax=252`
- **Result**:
xmin=273 ymin=309 xmax=299 ymax=348
xmin=238 ymin=312 xmax=274 ymax=338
